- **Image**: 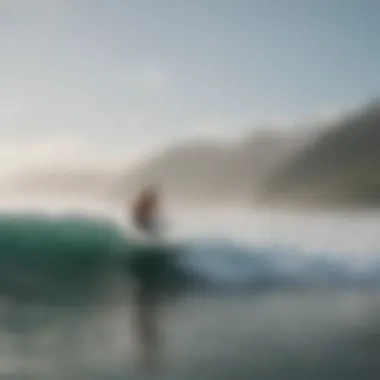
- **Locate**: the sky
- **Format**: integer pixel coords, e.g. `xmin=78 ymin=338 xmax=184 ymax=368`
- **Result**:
xmin=0 ymin=0 xmax=379 ymax=171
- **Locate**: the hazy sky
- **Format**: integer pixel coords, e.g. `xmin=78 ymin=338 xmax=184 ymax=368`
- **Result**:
xmin=0 ymin=0 xmax=379 ymax=169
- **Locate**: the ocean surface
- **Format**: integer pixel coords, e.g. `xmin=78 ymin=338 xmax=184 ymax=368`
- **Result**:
xmin=0 ymin=196 xmax=379 ymax=379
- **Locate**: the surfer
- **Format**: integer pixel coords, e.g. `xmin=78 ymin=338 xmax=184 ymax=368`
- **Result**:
xmin=129 ymin=186 xmax=164 ymax=374
xmin=132 ymin=186 xmax=160 ymax=238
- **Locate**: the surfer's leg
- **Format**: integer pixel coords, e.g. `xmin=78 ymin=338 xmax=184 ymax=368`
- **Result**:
xmin=134 ymin=285 xmax=161 ymax=373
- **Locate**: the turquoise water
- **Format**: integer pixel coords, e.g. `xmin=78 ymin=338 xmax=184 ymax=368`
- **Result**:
xmin=0 ymin=213 xmax=179 ymax=307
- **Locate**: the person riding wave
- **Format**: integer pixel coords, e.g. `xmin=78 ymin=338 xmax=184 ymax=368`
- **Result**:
xmin=132 ymin=186 xmax=160 ymax=237
xmin=128 ymin=186 xmax=167 ymax=374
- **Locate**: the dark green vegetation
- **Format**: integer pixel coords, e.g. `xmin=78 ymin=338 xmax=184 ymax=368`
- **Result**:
xmin=263 ymin=102 xmax=380 ymax=206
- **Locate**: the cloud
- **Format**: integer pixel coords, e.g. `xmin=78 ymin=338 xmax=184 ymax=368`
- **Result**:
xmin=131 ymin=66 xmax=170 ymax=95
xmin=112 ymin=66 xmax=170 ymax=98
xmin=190 ymin=115 xmax=234 ymax=136
xmin=183 ymin=114 xmax=249 ymax=143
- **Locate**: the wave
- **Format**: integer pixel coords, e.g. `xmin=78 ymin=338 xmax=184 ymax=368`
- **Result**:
xmin=180 ymin=239 xmax=380 ymax=288
xmin=0 ymin=213 xmax=379 ymax=307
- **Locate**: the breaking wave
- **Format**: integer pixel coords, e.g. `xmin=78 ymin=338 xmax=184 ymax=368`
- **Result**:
xmin=0 ymin=212 xmax=378 ymax=304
